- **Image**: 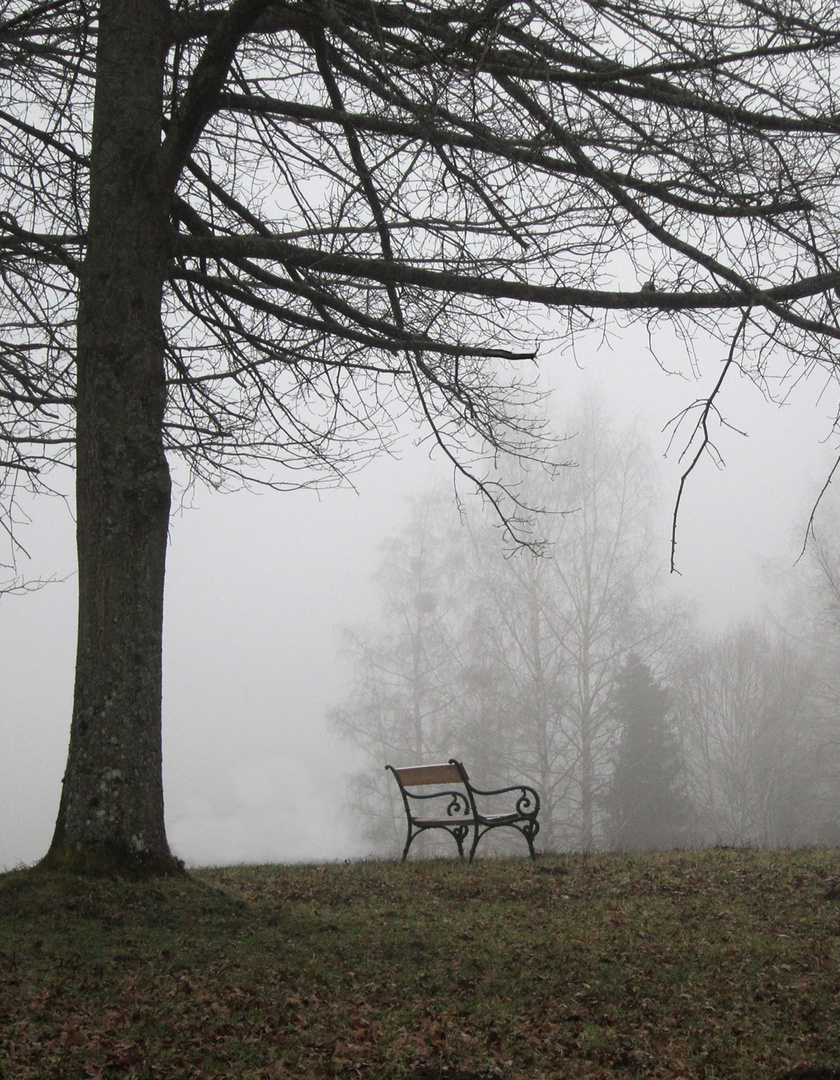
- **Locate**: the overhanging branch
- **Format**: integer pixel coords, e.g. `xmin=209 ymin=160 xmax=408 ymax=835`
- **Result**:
xmin=174 ymin=234 xmax=840 ymax=321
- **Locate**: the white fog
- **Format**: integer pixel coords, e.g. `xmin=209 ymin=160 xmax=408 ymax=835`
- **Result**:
xmin=1 ymin=332 xmax=837 ymax=869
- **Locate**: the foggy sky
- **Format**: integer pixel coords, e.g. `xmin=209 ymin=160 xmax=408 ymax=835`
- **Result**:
xmin=1 ymin=329 xmax=837 ymax=870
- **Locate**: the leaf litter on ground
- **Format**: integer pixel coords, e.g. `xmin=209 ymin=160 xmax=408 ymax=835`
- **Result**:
xmin=1 ymin=847 xmax=840 ymax=1079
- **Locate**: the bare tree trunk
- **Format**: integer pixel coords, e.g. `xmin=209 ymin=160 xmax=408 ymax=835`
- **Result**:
xmin=578 ymin=628 xmax=595 ymax=852
xmin=42 ymin=0 xmax=180 ymax=876
xmin=579 ymin=708 xmax=594 ymax=852
xmin=528 ymin=587 xmax=553 ymax=848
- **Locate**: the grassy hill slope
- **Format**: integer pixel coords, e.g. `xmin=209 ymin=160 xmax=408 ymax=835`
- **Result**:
xmin=2 ymin=848 xmax=840 ymax=1079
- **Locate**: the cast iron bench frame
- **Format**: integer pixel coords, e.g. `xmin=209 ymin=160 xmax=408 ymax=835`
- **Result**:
xmin=385 ymin=759 xmax=540 ymax=862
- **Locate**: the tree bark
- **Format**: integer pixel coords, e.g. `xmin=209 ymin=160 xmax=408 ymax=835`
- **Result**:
xmin=42 ymin=0 xmax=180 ymax=876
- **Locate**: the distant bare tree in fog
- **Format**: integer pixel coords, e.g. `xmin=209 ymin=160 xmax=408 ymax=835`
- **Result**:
xmin=783 ymin=500 xmax=840 ymax=842
xmin=675 ymin=624 xmax=829 ymax=847
xmin=458 ymin=399 xmax=689 ymax=850
xmin=7 ymin=0 xmax=840 ymax=872
xmin=458 ymin=522 xmax=573 ymax=850
xmin=798 ymin=498 xmax=840 ymax=658
xmin=331 ymin=492 xmax=466 ymax=851
xmin=335 ymin=400 xmax=689 ymax=852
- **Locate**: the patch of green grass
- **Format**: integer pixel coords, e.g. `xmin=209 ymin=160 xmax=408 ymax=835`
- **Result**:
xmin=2 ymin=849 xmax=840 ymax=1078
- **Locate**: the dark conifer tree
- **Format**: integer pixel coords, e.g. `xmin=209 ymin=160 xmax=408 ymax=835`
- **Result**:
xmin=605 ymin=655 xmax=692 ymax=851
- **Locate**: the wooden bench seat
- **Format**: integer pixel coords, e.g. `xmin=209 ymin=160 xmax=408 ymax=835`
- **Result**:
xmin=385 ymin=759 xmax=540 ymax=862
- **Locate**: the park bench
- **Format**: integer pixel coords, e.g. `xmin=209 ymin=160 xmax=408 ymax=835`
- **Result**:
xmin=385 ymin=758 xmax=540 ymax=862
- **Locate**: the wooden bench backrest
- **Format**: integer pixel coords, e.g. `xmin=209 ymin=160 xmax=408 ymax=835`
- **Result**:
xmin=390 ymin=762 xmax=464 ymax=787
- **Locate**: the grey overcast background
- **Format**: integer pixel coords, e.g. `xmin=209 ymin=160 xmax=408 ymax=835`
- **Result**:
xmin=1 ymin=326 xmax=836 ymax=870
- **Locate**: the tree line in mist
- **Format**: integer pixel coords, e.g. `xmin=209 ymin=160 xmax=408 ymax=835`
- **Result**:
xmin=331 ymin=398 xmax=840 ymax=855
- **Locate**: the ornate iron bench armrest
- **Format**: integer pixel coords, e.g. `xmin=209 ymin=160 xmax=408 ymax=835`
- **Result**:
xmin=404 ymin=788 xmax=471 ymax=820
xmin=462 ymin=775 xmax=540 ymax=861
xmin=468 ymin=782 xmax=541 ymax=817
